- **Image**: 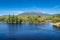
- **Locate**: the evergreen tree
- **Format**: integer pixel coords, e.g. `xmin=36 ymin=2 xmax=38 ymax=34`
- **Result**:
xmin=15 ymin=16 xmax=18 ymax=24
xmin=9 ymin=14 xmax=11 ymax=23
xmin=12 ymin=14 xmax=15 ymax=24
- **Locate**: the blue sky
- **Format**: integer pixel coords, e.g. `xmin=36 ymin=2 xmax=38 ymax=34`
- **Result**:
xmin=0 ymin=0 xmax=60 ymax=15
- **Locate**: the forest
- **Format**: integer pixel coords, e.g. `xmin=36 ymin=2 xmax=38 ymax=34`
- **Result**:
xmin=0 ymin=14 xmax=60 ymax=24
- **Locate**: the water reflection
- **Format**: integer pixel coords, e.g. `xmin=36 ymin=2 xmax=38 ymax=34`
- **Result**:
xmin=53 ymin=26 xmax=60 ymax=32
xmin=0 ymin=23 xmax=60 ymax=40
xmin=7 ymin=23 xmax=55 ymax=32
xmin=7 ymin=24 xmax=42 ymax=33
xmin=8 ymin=24 xmax=19 ymax=33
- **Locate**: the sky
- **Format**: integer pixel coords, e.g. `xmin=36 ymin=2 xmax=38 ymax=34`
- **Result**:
xmin=0 ymin=0 xmax=60 ymax=15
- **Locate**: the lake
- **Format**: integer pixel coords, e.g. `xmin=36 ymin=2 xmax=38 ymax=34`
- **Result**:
xmin=0 ymin=23 xmax=60 ymax=40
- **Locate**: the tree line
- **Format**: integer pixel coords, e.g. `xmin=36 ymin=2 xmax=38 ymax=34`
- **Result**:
xmin=0 ymin=14 xmax=60 ymax=24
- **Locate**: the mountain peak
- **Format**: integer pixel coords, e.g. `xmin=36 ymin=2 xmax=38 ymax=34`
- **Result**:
xmin=19 ymin=11 xmax=51 ymax=16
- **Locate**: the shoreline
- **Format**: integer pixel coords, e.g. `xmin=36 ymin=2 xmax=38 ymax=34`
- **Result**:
xmin=1 ymin=21 xmax=60 ymax=28
xmin=50 ymin=22 xmax=60 ymax=28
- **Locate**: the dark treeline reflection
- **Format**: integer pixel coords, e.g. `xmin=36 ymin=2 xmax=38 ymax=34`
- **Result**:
xmin=7 ymin=24 xmax=41 ymax=33
xmin=7 ymin=23 xmax=60 ymax=33
xmin=8 ymin=24 xmax=21 ymax=32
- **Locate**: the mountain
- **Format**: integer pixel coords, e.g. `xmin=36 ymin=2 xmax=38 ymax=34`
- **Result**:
xmin=18 ymin=12 xmax=51 ymax=16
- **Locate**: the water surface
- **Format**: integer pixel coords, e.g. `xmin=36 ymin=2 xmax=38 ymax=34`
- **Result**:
xmin=0 ymin=23 xmax=60 ymax=40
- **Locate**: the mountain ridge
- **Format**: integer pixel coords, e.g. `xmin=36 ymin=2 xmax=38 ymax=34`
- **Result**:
xmin=18 ymin=12 xmax=51 ymax=16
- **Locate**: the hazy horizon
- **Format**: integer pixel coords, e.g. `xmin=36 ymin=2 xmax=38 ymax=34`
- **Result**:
xmin=0 ymin=0 xmax=60 ymax=15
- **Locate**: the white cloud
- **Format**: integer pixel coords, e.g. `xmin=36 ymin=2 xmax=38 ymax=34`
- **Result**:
xmin=0 ymin=14 xmax=3 ymax=16
xmin=54 ymin=5 xmax=60 ymax=8
xmin=54 ymin=6 xmax=58 ymax=8
xmin=9 ymin=11 xmax=24 ymax=15
xmin=0 ymin=10 xmax=24 ymax=15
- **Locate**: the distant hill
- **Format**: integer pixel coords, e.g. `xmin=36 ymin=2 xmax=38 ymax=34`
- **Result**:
xmin=18 ymin=12 xmax=51 ymax=16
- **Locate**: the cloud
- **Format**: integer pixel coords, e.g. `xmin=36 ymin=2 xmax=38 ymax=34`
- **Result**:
xmin=54 ymin=5 xmax=60 ymax=8
xmin=0 ymin=14 xmax=3 ymax=16
xmin=9 ymin=11 xmax=24 ymax=15
xmin=0 ymin=10 xmax=24 ymax=15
